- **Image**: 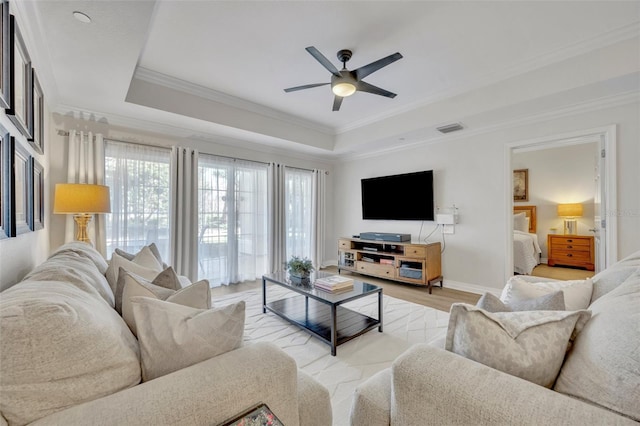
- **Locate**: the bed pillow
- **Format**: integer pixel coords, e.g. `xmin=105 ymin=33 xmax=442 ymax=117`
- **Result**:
xmin=446 ymin=303 xmax=591 ymax=388
xmin=132 ymin=297 xmax=245 ymax=381
xmin=105 ymin=248 xmax=164 ymax=294
xmin=513 ymin=212 xmax=528 ymax=233
xmin=476 ymin=291 xmax=565 ymax=312
xmin=120 ymin=271 xmax=211 ymax=336
xmin=500 ymin=276 xmax=593 ymax=311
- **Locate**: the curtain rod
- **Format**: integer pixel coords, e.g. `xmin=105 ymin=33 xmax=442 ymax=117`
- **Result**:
xmin=57 ymin=129 xmax=328 ymax=174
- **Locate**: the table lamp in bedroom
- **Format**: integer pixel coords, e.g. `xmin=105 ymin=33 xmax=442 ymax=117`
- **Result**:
xmin=557 ymin=203 xmax=582 ymax=235
xmin=53 ymin=183 xmax=111 ymax=244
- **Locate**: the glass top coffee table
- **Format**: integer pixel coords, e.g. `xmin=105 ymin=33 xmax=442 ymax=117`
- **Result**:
xmin=262 ymin=271 xmax=383 ymax=356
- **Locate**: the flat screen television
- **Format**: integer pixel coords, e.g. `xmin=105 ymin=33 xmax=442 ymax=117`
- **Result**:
xmin=361 ymin=170 xmax=434 ymax=221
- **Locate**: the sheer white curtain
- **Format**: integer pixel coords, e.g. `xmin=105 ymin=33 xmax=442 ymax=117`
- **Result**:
xmin=198 ymin=154 xmax=268 ymax=286
xmin=285 ymin=167 xmax=313 ymax=261
xmin=311 ymin=169 xmax=327 ymax=269
xmin=268 ymin=163 xmax=286 ymax=273
xmin=170 ymin=147 xmax=199 ymax=280
xmin=104 ymin=141 xmax=171 ymax=260
xmin=66 ymin=131 xmax=107 ymax=255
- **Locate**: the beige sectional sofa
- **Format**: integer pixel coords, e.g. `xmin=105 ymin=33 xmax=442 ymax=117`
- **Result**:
xmin=351 ymin=250 xmax=640 ymax=425
xmin=0 ymin=242 xmax=332 ymax=426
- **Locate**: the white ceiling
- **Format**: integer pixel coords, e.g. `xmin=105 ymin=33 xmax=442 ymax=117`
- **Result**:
xmin=17 ymin=1 xmax=640 ymax=157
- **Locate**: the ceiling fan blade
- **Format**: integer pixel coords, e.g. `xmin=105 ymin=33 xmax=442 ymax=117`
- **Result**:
xmin=284 ymin=82 xmax=330 ymax=93
xmin=354 ymin=52 xmax=403 ymax=80
xmin=306 ymin=46 xmax=341 ymax=77
xmin=356 ymin=81 xmax=397 ymax=98
xmin=332 ymin=95 xmax=343 ymax=111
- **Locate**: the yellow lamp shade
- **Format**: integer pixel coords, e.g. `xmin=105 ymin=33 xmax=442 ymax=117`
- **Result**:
xmin=53 ymin=184 xmax=111 ymax=214
xmin=557 ymin=203 xmax=583 ymax=218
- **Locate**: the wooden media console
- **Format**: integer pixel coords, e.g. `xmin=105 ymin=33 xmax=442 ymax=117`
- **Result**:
xmin=337 ymin=237 xmax=443 ymax=293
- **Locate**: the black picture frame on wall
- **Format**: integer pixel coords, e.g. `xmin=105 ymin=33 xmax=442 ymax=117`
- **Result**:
xmin=0 ymin=0 xmax=10 ymax=109
xmin=30 ymin=68 xmax=43 ymax=153
xmin=6 ymin=14 xmax=32 ymax=139
xmin=0 ymin=124 xmax=10 ymax=239
xmin=32 ymin=157 xmax=43 ymax=230
xmin=13 ymin=137 xmax=31 ymax=235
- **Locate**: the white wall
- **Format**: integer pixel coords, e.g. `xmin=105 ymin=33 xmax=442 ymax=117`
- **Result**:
xmin=47 ymin=113 xmax=335 ymax=264
xmin=513 ymin=142 xmax=597 ymax=259
xmin=332 ymin=101 xmax=640 ymax=293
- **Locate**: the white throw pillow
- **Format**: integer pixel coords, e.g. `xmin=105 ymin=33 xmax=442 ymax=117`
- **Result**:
xmin=513 ymin=212 xmax=528 ymax=232
xmin=120 ymin=271 xmax=211 ymax=336
xmin=105 ymin=248 xmax=164 ymax=294
xmin=115 ymin=266 xmax=184 ymax=313
xmin=446 ymin=303 xmax=591 ymax=388
xmin=115 ymin=243 xmax=168 ymax=269
xmin=132 ymin=297 xmax=245 ymax=381
xmin=500 ymin=276 xmax=593 ymax=311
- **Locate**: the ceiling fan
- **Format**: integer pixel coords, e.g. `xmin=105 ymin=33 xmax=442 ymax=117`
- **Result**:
xmin=284 ymin=46 xmax=403 ymax=111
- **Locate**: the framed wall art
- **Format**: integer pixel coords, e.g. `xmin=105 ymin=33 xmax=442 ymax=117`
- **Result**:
xmin=0 ymin=0 xmax=10 ymax=109
xmin=32 ymin=157 xmax=43 ymax=230
xmin=513 ymin=169 xmax=529 ymax=202
xmin=0 ymin=124 xmax=10 ymax=239
xmin=6 ymin=14 xmax=32 ymax=139
xmin=13 ymin=138 xmax=32 ymax=235
xmin=29 ymin=68 xmax=43 ymax=153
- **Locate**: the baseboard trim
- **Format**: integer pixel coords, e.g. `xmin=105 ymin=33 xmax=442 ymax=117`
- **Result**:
xmin=444 ymin=279 xmax=502 ymax=297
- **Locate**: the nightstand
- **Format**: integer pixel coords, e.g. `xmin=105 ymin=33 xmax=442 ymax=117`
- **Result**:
xmin=547 ymin=234 xmax=595 ymax=271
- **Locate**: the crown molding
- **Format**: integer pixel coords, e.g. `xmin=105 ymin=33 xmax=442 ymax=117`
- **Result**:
xmin=52 ymin=104 xmax=337 ymax=165
xmin=336 ymin=22 xmax=640 ymax=134
xmin=133 ymin=67 xmax=335 ymax=136
xmin=337 ymin=90 xmax=639 ymax=162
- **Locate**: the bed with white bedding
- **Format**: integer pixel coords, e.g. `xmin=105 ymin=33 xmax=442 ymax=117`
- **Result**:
xmin=513 ymin=205 xmax=542 ymax=275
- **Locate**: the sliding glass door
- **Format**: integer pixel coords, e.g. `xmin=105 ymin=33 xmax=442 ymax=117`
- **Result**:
xmin=285 ymin=167 xmax=313 ymax=261
xmin=198 ymin=155 xmax=268 ymax=286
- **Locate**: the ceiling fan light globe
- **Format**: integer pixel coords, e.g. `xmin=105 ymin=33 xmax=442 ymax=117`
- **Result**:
xmin=332 ymin=82 xmax=356 ymax=97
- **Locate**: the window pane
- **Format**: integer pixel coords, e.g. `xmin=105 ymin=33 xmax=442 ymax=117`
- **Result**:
xmin=104 ymin=141 xmax=171 ymax=261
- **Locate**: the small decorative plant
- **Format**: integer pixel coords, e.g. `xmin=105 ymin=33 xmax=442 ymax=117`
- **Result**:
xmin=285 ymin=255 xmax=314 ymax=278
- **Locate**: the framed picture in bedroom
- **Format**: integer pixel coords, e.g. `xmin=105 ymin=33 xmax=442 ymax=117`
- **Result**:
xmin=513 ymin=169 xmax=529 ymax=202
xmin=6 ymin=14 xmax=33 ymax=139
xmin=32 ymin=157 xmax=43 ymax=230
xmin=13 ymin=138 xmax=32 ymax=235
xmin=29 ymin=68 xmax=43 ymax=154
xmin=0 ymin=0 xmax=10 ymax=109
xmin=0 ymin=124 xmax=10 ymax=239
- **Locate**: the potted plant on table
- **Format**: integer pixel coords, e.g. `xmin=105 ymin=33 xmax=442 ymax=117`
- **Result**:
xmin=285 ymin=255 xmax=314 ymax=284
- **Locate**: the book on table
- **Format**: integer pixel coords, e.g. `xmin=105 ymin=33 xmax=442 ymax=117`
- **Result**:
xmin=314 ymin=275 xmax=354 ymax=292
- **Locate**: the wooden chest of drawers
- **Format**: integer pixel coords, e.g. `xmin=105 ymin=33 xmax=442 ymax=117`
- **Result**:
xmin=547 ymin=234 xmax=595 ymax=271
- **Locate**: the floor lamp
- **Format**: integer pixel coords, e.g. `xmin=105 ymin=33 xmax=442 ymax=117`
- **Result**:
xmin=53 ymin=183 xmax=111 ymax=245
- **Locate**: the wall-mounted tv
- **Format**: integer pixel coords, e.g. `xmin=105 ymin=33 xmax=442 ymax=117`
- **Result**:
xmin=361 ymin=170 xmax=434 ymax=221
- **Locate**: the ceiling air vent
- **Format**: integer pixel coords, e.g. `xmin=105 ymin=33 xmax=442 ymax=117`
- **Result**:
xmin=436 ymin=122 xmax=464 ymax=134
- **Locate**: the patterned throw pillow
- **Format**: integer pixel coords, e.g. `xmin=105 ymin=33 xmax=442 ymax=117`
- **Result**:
xmin=446 ymin=303 xmax=591 ymax=388
xmin=476 ymin=291 xmax=565 ymax=312
xmin=120 ymin=270 xmax=211 ymax=336
xmin=132 ymin=297 xmax=245 ymax=381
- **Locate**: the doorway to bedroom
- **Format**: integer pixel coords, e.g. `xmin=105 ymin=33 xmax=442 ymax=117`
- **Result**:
xmin=505 ymin=126 xmax=618 ymax=281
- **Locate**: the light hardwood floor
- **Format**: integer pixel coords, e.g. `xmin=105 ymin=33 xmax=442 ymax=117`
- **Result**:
xmin=211 ymin=266 xmax=481 ymax=313
xmin=531 ymin=263 xmax=595 ymax=280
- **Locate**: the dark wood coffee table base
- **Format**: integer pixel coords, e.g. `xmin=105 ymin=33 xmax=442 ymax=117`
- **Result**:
xmin=262 ymin=275 xmax=382 ymax=356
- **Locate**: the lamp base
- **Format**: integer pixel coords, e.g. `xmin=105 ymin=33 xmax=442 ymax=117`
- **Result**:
xmin=73 ymin=214 xmax=94 ymax=245
xmin=563 ymin=219 xmax=578 ymax=235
